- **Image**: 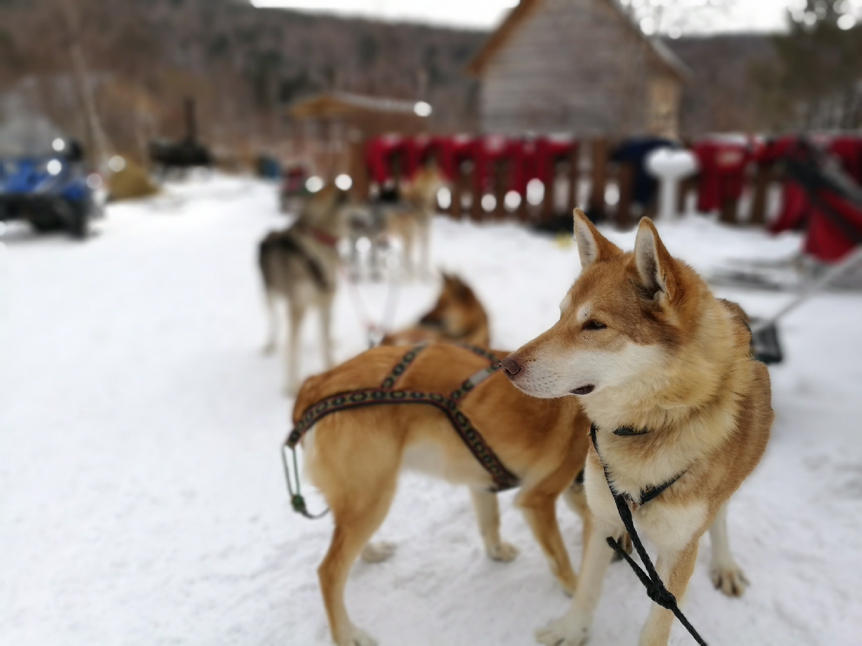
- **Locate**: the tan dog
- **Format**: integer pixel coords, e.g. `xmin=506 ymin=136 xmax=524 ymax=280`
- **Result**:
xmin=503 ymin=210 xmax=773 ymax=646
xmin=293 ymin=342 xmax=591 ymax=646
xmin=382 ymin=274 xmax=490 ymax=347
xmin=387 ymin=164 xmax=448 ymax=279
xmin=259 ymin=184 xmax=350 ymax=395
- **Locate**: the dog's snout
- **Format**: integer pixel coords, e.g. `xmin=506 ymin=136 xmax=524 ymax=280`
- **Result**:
xmin=501 ymin=356 xmax=522 ymax=377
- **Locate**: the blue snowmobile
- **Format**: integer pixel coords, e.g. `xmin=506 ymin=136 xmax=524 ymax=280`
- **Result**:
xmin=0 ymin=141 xmax=99 ymax=239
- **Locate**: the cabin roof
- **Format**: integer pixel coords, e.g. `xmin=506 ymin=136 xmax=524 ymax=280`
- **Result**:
xmin=466 ymin=0 xmax=689 ymax=81
xmin=288 ymin=92 xmax=425 ymax=119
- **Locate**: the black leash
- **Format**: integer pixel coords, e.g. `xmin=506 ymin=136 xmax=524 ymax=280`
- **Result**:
xmin=590 ymin=425 xmax=707 ymax=646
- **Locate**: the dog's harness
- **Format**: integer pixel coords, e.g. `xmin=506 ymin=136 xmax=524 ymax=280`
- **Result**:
xmin=262 ymin=229 xmax=332 ymax=291
xmin=589 ymin=423 xmax=707 ymax=646
xmin=306 ymin=227 xmax=339 ymax=248
xmin=282 ymin=343 xmax=520 ymax=519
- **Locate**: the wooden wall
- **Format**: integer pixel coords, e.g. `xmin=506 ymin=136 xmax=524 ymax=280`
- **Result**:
xmin=478 ymin=0 xmax=681 ymax=138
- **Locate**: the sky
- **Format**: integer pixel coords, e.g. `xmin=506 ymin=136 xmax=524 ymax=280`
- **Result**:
xmin=248 ymin=0 xmax=794 ymax=33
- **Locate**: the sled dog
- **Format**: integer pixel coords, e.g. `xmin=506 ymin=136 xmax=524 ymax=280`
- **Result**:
xmin=259 ymin=184 xmax=350 ymax=395
xmin=382 ymin=273 xmax=490 ymax=347
xmin=293 ymin=342 xmax=591 ymax=646
xmin=388 ymin=164 xmax=447 ymax=279
xmin=503 ymin=210 xmax=773 ymax=646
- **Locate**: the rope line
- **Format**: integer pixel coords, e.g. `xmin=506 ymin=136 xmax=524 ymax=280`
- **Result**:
xmin=590 ymin=425 xmax=707 ymax=646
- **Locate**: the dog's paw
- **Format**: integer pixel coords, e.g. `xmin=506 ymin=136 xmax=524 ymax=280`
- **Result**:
xmin=710 ymin=561 xmax=749 ymax=597
xmin=360 ymin=541 xmax=397 ymax=563
xmin=557 ymin=572 xmax=577 ymax=597
xmin=487 ymin=541 xmax=519 ymax=562
xmin=337 ymin=625 xmax=378 ymax=646
xmin=535 ymin=614 xmax=589 ymax=646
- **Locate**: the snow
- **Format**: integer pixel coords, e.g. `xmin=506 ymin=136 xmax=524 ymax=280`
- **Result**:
xmin=3 ymin=175 xmax=862 ymax=646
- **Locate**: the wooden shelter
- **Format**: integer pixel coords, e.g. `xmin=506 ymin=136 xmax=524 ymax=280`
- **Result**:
xmin=285 ymin=92 xmax=431 ymax=190
xmin=467 ymin=0 xmax=688 ymax=138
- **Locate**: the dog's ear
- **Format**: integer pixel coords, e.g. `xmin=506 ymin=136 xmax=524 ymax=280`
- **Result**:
xmin=449 ymin=276 xmax=467 ymax=298
xmin=573 ymin=209 xmax=622 ymax=271
xmin=633 ymin=218 xmax=679 ymax=303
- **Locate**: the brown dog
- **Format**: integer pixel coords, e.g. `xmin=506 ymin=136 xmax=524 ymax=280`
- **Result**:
xmin=382 ymin=274 xmax=490 ymax=347
xmin=293 ymin=342 xmax=591 ymax=646
xmin=504 ymin=210 xmax=773 ymax=646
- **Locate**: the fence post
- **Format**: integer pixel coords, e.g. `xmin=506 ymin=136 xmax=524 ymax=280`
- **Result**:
xmin=567 ymin=145 xmax=579 ymax=216
xmin=749 ymin=161 xmax=772 ymax=227
xmin=719 ymin=191 xmax=739 ymax=225
xmin=470 ymin=163 xmax=482 ymax=222
xmin=616 ymin=161 xmax=634 ymax=229
xmin=452 ymin=161 xmax=464 ymax=219
xmin=541 ymin=160 xmax=555 ymax=221
xmin=494 ymin=158 xmax=507 ymax=220
xmin=589 ymin=138 xmax=608 ymax=219
xmin=349 ymin=136 xmax=368 ymax=202
xmin=517 ymin=186 xmax=528 ymax=222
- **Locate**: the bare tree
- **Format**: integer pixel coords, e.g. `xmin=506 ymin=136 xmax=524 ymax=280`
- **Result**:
xmin=619 ymin=0 xmax=738 ymax=38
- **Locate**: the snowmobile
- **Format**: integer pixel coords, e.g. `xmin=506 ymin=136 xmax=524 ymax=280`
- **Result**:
xmin=0 ymin=146 xmax=99 ymax=239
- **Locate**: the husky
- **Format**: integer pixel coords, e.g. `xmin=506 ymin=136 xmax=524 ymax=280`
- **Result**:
xmin=344 ymin=182 xmax=400 ymax=282
xmin=259 ymin=184 xmax=350 ymax=395
xmin=389 ymin=164 xmax=448 ymax=279
xmin=292 ymin=342 xmax=592 ymax=646
xmin=382 ymin=273 xmax=490 ymax=346
xmin=502 ymin=210 xmax=773 ymax=646
xmin=347 ymin=165 xmax=448 ymax=282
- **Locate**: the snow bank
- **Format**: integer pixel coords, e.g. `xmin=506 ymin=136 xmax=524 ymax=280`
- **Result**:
xmin=2 ymin=176 xmax=861 ymax=645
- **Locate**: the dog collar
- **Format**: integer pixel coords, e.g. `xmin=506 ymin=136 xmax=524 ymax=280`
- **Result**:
xmin=589 ymin=423 xmax=685 ymax=506
xmin=308 ymin=228 xmax=339 ymax=247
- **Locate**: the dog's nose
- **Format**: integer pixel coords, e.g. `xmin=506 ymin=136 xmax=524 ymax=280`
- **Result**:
xmin=501 ymin=356 xmax=522 ymax=376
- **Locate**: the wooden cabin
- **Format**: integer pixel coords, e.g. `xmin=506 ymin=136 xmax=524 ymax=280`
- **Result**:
xmin=466 ymin=0 xmax=688 ymax=138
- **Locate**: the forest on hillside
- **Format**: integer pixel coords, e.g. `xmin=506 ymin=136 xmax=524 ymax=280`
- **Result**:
xmin=0 ymin=0 xmax=485 ymax=160
xmin=2 ymin=0 xmax=857 ymax=164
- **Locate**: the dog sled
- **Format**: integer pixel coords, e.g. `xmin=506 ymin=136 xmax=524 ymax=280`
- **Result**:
xmin=710 ymin=136 xmax=862 ymax=291
xmin=709 ymin=137 xmax=862 ymax=364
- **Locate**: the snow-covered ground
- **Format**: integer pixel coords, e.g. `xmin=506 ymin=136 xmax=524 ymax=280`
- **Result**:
xmin=3 ymin=175 xmax=861 ymax=646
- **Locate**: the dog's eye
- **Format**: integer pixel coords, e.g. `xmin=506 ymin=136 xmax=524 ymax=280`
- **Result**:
xmin=583 ymin=320 xmax=607 ymax=331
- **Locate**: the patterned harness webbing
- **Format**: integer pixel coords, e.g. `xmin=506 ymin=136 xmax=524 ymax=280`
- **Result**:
xmin=285 ymin=343 xmax=520 ymax=491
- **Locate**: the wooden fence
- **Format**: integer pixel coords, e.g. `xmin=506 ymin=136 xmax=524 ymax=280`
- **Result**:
xmin=347 ymin=136 xmax=789 ymax=230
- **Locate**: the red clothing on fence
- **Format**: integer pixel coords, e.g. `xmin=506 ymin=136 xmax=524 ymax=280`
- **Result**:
xmin=692 ymin=139 xmax=751 ymax=212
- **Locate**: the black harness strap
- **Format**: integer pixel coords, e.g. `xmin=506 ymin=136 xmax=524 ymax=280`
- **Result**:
xmin=451 ymin=341 xmax=501 ymax=365
xmin=589 ymin=424 xmax=707 ymax=646
xmin=379 ymin=343 xmax=426 ymax=389
xmin=284 ymin=344 xmax=519 ymax=503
